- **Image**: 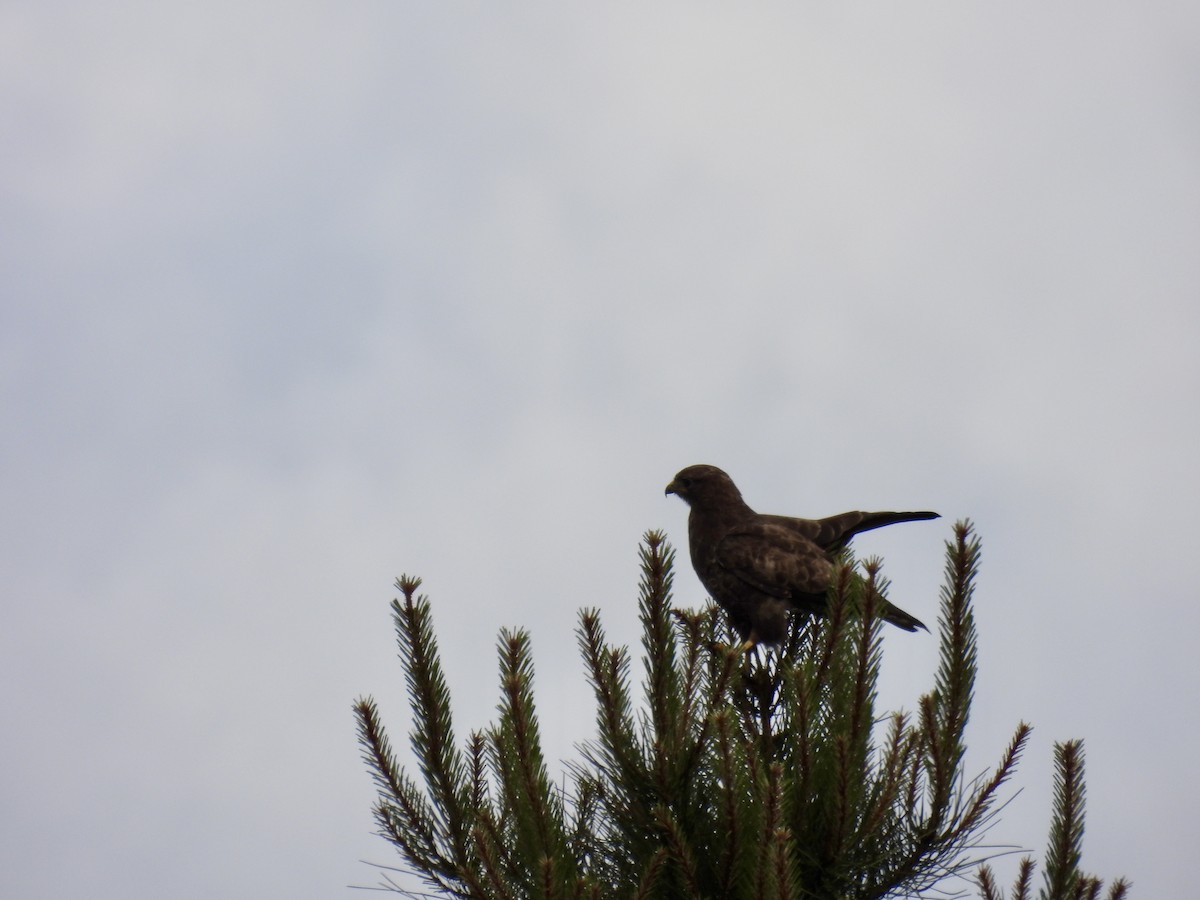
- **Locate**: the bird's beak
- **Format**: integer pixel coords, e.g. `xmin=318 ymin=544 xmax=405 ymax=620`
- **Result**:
xmin=664 ymin=479 xmax=679 ymax=497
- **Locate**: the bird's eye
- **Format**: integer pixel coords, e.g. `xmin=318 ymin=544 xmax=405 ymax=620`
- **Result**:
xmin=680 ymin=477 xmax=693 ymax=488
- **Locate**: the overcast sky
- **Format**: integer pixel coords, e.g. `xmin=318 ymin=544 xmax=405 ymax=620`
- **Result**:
xmin=3 ymin=3 xmax=1198 ymax=898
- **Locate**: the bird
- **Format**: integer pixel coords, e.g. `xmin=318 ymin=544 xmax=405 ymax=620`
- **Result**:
xmin=664 ymin=464 xmax=938 ymax=649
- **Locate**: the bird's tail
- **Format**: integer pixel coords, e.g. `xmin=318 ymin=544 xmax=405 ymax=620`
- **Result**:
xmin=818 ymin=510 xmax=940 ymax=552
xmin=882 ymin=600 xmax=927 ymax=632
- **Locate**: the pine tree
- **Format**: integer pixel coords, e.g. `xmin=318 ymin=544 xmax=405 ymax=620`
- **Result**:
xmin=353 ymin=521 xmax=1128 ymax=899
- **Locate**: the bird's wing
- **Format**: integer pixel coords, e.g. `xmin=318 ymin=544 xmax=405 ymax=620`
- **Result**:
xmin=714 ymin=521 xmax=831 ymax=598
xmin=763 ymin=510 xmax=940 ymax=553
xmin=757 ymin=513 xmax=823 ymax=542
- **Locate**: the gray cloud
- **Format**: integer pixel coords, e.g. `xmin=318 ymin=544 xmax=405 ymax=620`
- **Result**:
xmin=3 ymin=3 xmax=1196 ymax=897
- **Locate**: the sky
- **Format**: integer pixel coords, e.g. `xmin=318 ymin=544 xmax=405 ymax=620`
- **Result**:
xmin=2 ymin=3 xmax=1197 ymax=897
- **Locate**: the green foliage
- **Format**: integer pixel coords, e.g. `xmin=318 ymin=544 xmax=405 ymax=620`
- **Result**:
xmin=977 ymin=741 xmax=1130 ymax=900
xmin=354 ymin=523 xmax=1127 ymax=899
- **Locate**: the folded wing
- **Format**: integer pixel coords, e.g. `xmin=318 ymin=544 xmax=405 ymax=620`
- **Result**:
xmin=715 ymin=522 xmax=832 ymax=599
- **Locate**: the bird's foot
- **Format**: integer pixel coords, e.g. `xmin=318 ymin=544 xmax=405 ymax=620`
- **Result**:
xmin=706 ymin=637 xmax=758 ymax=656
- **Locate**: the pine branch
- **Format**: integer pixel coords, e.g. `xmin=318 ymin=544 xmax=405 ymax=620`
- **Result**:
xmin=356 ymin=525 xmax=1128 ymax=900
xmin=639 ymin=531 xmax=682 ymax=762
xmin=850 ymin=561 xmax=886 ymax=756
xmin=713 ymin=708 xmax=745 ymax=897
xmin=577 ymin=611 xmax=642 ymax=792
xmin=972 ymin=737 xmax=1133 ymax=900
xmin=631 ymin=848 xmax=669 ymax=900
xmin=928 ymin=522 xmax=981 ymax=819
xmin=489 ymin=628 xmax=571 ymax=892
xmin=1015 ymin=857 xmax=1036 ymax=900
xmin=1040 ymin=740 xmax=1086 ymax=900
xmin=391 ymin=578 xmax=473 ymax=869
xmin=354 ymin=696 xmax=458 ymax=889
xmin=954 ymin=722 xmax=1032 ymax=838
xmin=472 ymin=816 xmax=517 ymax=900
xmin=671 ymin=608 xmax=709 ymax=750
xmin=977 ymin=863 xmax=1001 ymax=900
xmin=653 ymin=805 xmax=702 ymax=898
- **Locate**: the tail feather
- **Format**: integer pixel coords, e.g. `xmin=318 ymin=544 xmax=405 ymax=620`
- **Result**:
xmin=818 ymin=510 xmax=940 ymax=552
xmin=882 ymin=600 xmax=927 ymax=632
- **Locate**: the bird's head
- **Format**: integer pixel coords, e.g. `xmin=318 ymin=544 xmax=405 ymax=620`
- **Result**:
xmin=664 ymin=464 xmax=745 ymax=509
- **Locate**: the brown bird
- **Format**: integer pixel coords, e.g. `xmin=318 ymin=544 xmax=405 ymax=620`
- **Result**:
xmin=665 ymin=464 xmax=938 ymax=649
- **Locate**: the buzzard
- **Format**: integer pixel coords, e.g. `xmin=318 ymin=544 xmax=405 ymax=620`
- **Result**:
xmin=665 ymin=464 xmax=938 ymax=649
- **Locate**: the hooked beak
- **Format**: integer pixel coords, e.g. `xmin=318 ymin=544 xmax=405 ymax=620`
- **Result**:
xmin=664 ymin=479 xmax=680 ymax=497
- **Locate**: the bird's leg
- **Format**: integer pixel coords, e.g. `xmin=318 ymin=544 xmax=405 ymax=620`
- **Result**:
xmin=707 ymin=637 xmax=749 ymax=656
xmin=738 ymin=631 xmax=759 ymax=654
xmin=734 ymin=643 xmax=778 ymax=753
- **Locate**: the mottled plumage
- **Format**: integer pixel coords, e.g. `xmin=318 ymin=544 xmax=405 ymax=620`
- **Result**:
xmin=665 ymin=464 xmax=938 ymax=648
